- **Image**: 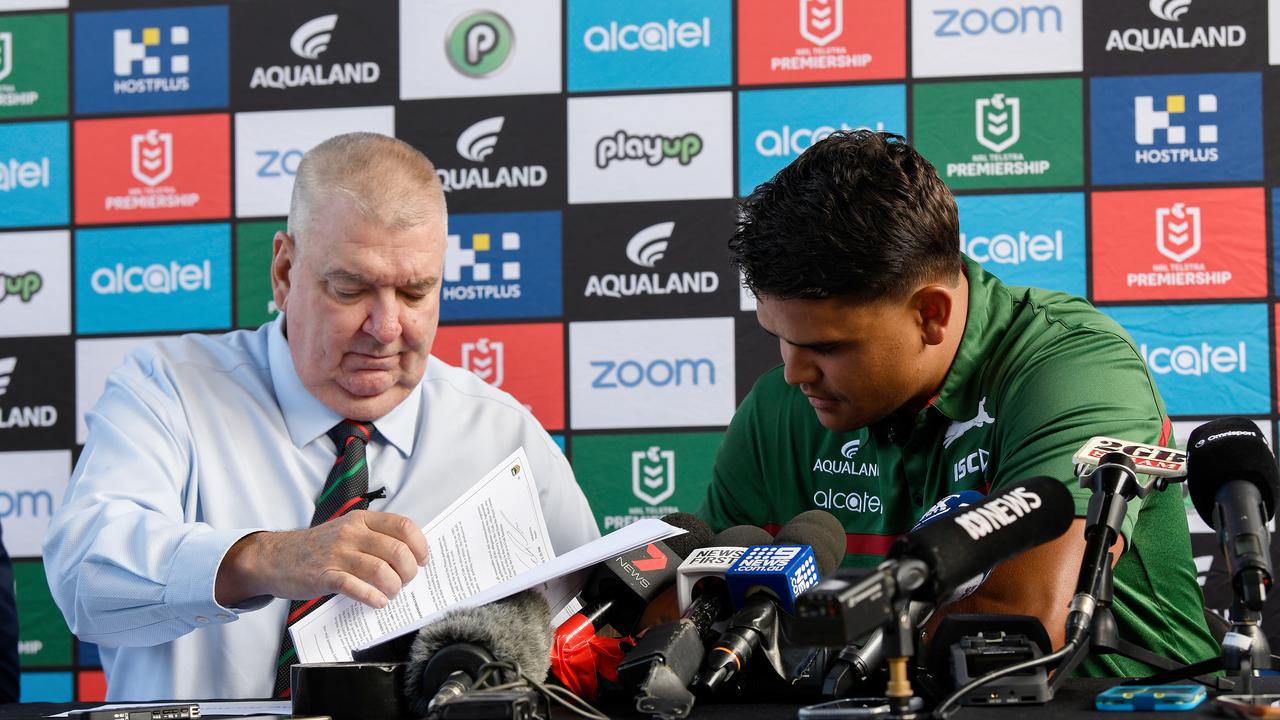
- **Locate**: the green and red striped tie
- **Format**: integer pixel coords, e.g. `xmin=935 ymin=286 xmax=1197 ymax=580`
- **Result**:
xmin=273 ymin=419 xmax=378 ymax=698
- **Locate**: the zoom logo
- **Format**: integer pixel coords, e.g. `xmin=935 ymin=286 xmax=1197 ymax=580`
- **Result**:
xmin=933 ymin=4 xmax=1064 ymax=37
xmin=255 ymin=148 xmax=303 ymax=177
xmin=571 ymin=317 xmax=734 ymax=429
xmin=447 ymin=10 xmax=514 ymax=77
xmin=595 ymin=131 xmax=703 ymax=169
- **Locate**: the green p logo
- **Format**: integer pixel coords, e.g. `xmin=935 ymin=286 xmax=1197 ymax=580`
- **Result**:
xmin=447 ymin=11 xmax=513 ymax=77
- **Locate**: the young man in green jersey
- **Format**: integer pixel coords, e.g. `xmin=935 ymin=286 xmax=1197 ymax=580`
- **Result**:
xmin=699 ymin=130 xmax=1218 ymax=676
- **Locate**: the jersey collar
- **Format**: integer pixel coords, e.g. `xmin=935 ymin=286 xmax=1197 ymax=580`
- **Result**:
xmin=928 ymin=256 xmax=1007 ymax=422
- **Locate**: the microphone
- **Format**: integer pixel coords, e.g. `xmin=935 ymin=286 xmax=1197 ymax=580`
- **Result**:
xmin=696 ymin=510 xmax=847 ymax=693
xmin=403 ymin=589 xmax=552 ymax=717
xmin=795 ymin=477 xmax=1074 ymax=646
xmin=1186 ymin=418 xmax=1279 ymax=612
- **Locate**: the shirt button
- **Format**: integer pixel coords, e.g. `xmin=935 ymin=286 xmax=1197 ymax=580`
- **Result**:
xmin=216 ymin=613 xmax=231 ymax=621
xmin=195 ymin=616 xmax=209 ymax=624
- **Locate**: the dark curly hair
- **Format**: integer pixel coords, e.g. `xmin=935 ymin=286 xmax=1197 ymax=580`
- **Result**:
xmin=730 ymin=130 xmax=961 ymax=302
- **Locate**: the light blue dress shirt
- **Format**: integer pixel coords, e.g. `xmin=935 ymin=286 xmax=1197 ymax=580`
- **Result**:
xmin=43 ymin=316 xmax=600 ymax=701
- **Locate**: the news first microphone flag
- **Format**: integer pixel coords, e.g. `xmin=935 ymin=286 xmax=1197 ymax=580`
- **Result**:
xmin=6 ymin=0 xmax=1280 ymax=700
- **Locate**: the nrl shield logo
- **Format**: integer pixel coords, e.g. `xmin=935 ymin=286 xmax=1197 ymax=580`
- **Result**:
xmin=461 ymin=337 xmax=504 ymax=387
xmin=799 ymin=0 xmax=842 ymax=47
xmin=1155 ymin=203 xmax=1201 ymax=263
xmin=0 ymin=33 xmax=12 ymax=83
xmin=131 ymin=129 xmax=173 ymax=187
xmin=632 ymin=446 xmax=676 ymax=506
xmin=975 ymin=94 xmax=1021 ymax=153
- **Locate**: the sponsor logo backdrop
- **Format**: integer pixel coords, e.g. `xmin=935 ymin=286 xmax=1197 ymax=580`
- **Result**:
xmin=7 ymin=0 xmax=1280 ymax=699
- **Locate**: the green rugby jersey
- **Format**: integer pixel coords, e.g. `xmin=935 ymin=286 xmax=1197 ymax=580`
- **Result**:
xmin=700 ymin=257 xmax=1218 ymax=677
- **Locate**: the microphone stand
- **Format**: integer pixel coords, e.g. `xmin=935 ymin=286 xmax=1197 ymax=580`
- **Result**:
xmin=1053 ymin=454 xmax=1233 ymax=692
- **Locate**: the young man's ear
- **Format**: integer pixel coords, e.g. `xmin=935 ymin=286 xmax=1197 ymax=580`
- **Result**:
xmin=914 ymin=285 xmax=956 ymax=347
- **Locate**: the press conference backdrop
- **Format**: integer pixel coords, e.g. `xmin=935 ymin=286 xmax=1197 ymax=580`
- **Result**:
xmin=0 ymin=0 xmax=1276 ymax=702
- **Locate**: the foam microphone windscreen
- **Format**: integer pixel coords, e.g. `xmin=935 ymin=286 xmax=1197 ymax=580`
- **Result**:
xmin=1187 ymin=417 xmax=1280 ymax=523
xmin=660 ymin=512 xmax=715 ymax=556
xmin=404 ymin=589 xmax=552 ymax=715
xmin=711 ymin=525 xmax=775 ymax=548
xmin=773 ymin=509 xmax=847 ymax=575
xmin=888 ymin=476 xmax=1074 ymax=601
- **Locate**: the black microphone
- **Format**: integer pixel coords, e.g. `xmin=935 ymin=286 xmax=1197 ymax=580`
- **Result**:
xmin=695 ymin=510 xmax=847 ymax=693
xmin=1187 ymin=418 xmax=1280 ymax=611
xmin=796 ymin=477 xmax=1074 ymax=646
xmin=403 ymin=589 xmax=553 ymax=717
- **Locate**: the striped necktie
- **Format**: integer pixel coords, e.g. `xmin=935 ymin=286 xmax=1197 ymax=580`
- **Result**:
xmin=272 ymin=420 xmax=378 ymax=698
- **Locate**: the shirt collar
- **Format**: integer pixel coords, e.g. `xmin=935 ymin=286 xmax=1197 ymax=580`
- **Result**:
xmin=267 ymin=314 xmax=420 ymax=456
xmin=929 ymin=256 xmax=1006 ymax=422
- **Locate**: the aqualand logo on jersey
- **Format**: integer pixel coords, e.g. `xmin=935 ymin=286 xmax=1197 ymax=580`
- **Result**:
xmin=432 ymin=323 xmax=565 ymax=430
xmin=913 ymin=79 xmax=1082 ymax=190
xmin=440 ymin=211 xmax=562 ymax=321
xmin=567 ymin=0 xmax=731 ymax=91
xmin=1091 ymin=188 xmax=1265 ymax=302
xmin=1104 ymin=303 xmax=1269 ymax=416
xmin=956 ymin=192 xmax=1086 ymax=297
xmin=75 ymin=223 xmax=230 ymax=334
xmin=737 ymin=0 xmax=905 ymax=85
xmin=74 ymin=6 xmax=228 ymax=114
xmin=75 ymin=115 xmax=229 ymax=225
xmin=811 ymin=436 xmax=881 ymax=480
xmin=737 ymin=84 xmax=904 ymax=196
xmin=0 ymin=121 xmax=68 ymax=229
xmin=1091 ymin=72 xmax=1261 ymax=185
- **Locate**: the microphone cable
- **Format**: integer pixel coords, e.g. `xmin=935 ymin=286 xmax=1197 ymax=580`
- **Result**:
xmin=461 ymin=658 xmax=611 ymax=720
xmin=930 ymin=638 xmax=1079 ymax=720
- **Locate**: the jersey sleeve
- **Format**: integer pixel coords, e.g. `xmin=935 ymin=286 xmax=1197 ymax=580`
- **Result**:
xmin=698 ymin=378 xmax=775 ymax=533
xmin=987 ymin=325 xmax=1168 ymax=546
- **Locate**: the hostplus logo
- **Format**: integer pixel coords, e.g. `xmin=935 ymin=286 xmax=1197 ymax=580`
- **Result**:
xmin=1134 ymin=93 xmax=1218 ymax=165
xmin=947 ymin=93 xmax=1050 ymax=179
xmin=0 ymin=32 xmax=37 ymax=108
xmin=249 ymin=14 xmax=381 ymax=91
xmin=447 ymin=10 xmax=514 ymax=77
xmin=438 ymin=116 xmax=548 ymax=192
xmin=632 ymin=446 xmax=676 ymax=506
xmin=1106 ymin=0 xmax=1245 ymax=54
xmin=103 ymin=129 xmax=200 ymax=212
xmin=583 ymin=222 xmax=720 ymax=299
xmin=0 ymin=270 xmax=41 ymax=303
xmin=113 ymin=24 xmax=190 ymax=95
xmin=933 ymin=4 xmax=1064 ymax=37
xmin=595 ymin=131 xmax=703 ymax=169
xmin=444 ymin=230 xmax=522 ymax=301
xmin=1141 ymin=341 xmax=1246 ymax=376
xmin=0 ymin=358 xmax=56 ymax=431
xmin=583 ymin=17 xmax=711 ymax=53
xmin=461 ymin=337 xmax=504 ymax=387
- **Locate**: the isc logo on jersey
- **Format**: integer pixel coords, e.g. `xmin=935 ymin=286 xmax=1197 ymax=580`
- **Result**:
xmin=1091 ymin=72 xmax=1261 ymax=185
xmin=738 ymin=84 xmax=904 ymax=196
xmin=567 ymin=0 xmax=730 ymax=91
xmin=431 ymin=323 xmax=565 ymax=431
xmin=74 ymin=114 xmax=229 ymax=225
xmin=1092 ymin=188 xmax=1265 ymax=302
xmin=75 ymin=223 xmax=230 ymax=335
xmin=0 ymin=121 xmax=68 ymax=229
xmin=74 ymin=6 xmax=228 ymax=114
xmin=737 ymin=0 xmax=906 ymax=85
xmin=912 ymin=0 xmax=1082 ymax=78
xmin=956 ymin=193 xmax=1085 ymax=297
xmin=1105 ymin=303 xmax=1269 ymax=416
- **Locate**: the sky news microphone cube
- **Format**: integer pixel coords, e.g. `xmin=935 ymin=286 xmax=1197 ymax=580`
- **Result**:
xmin=725 ymin=544 xmax=820 ymax=613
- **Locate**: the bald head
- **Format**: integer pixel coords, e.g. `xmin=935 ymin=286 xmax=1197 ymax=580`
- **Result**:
xmin=288 ymin=132 xmax=445 ymax=250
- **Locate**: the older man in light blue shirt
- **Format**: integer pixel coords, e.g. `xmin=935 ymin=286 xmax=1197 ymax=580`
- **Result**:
xmin=43 ymin=133 xmax=599 ymax=701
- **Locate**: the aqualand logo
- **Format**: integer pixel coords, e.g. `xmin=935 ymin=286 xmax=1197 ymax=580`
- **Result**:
xmin=0 ymin=357 xmax=56 ymax=431
xmin=249 ymin=14 xmax=380 ymax=91
xmin=1105 ymin=0 xmax=1246 ymax=54
xmin=583 ymin=222 xmax=720 ymax=299
xmin=438 ymin=115 xmax=547 ymax=192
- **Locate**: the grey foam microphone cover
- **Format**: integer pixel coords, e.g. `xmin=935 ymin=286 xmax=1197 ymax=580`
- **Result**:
xmin=773 ymin=509 xmax=847 ymax=575
xmin=403 ymin=589 xmax=552 ymax=716
xmin=661 ymin=512 xmax=716 ymax=557
xmin=711 ymin=524 xmax=774 ymax=548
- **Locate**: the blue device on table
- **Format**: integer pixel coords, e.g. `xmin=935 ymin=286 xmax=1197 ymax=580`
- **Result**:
xmin=1095 ymin=684 xmax=1207 ymax=711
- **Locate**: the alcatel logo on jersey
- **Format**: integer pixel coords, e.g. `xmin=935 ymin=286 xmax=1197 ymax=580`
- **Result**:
xmin=1141 ymin=342 xmax=1245 ymax=376
xmin=583 ymin=18 xmax=711 ymax=53
xmin=438 ymin=116 xmax=548 ymax=192
xmin=813 ymin=489 xmax=883 ymax=513
xmin=249 ymin=14 xmax=381 ymax=90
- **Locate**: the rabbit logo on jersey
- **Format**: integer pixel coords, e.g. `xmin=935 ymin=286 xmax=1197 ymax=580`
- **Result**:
xmin=1105 ymin=304 xmax=1269 ymax=415
xmin=1091 ymin=73 xmax=1261 ymax=184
